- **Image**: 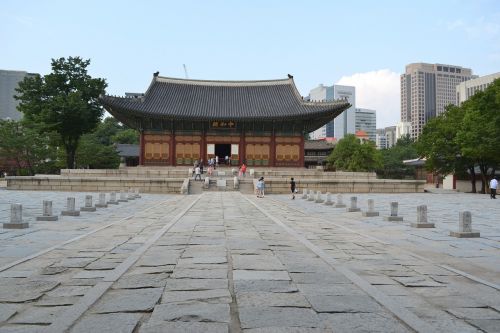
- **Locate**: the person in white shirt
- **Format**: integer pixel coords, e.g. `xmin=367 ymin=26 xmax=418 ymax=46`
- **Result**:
xmin=490 ymin=176 xmax=498 ymax=199
xmin=194 ymin=166 xmax=202 ymax=181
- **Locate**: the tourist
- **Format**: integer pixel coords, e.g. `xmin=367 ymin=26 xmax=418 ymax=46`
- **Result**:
xmin=199 ymin=159 xmax=204 ymax=174
xmin=257 ymin=177 xmax=265 ymax=198
xmin=207 ymin=164 xmax=213 ymax=176
xmin=290 ymin=177 xmax=296 ymax=200
xmin=215 ymin=156 xmax=219 ymax=167
xmin=490 ymin=176 xmax=498 ymax=199
xmin=225 ymin=155 xmax=229 ymax=165
xmin=194 ymin=166 xmax=202 ymax=181
xmin=240 ymin=163 xmax=247 ymax=177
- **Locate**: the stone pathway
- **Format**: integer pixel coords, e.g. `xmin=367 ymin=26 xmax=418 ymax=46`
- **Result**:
xmin=0 ymin=191 xmax=498 ymax=332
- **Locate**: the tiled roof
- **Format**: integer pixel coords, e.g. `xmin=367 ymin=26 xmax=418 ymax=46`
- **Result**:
xmin=116 ymin=144 xmax=139 ymax=157
xmin=100 ymin=75 xmax=350 ymax=131
xmin=304 ymin=140 xmax=335 ymax=150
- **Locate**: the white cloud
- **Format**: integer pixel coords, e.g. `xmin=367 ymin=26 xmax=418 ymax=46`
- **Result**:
xmin=336 ymin=69 xmax=400 ymax=128
xmin=444 ymin=16 xmax=500 ymax=39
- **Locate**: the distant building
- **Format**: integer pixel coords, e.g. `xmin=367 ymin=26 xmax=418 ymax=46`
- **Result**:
xmin=385 ymin=126 xmax=397 ymax=148
xmin=396 ymin=121 xmax=412 ymax=140
xmin=355 ymin=108 xmax=376 ymax=142
xmin=309 ymin=84 xmax=355 ymax=140
xmin=376 ymin=128 xmax=387 ymax=149
xmin=456 ymin=72 xmax=500 ymax=104
xmin=304 ymin=140 xmax=335 ymax=168
xmin=400 ymin=63 xmax=474 ymax=139
xmin=0 ymin=70 xmax=38 ymax=120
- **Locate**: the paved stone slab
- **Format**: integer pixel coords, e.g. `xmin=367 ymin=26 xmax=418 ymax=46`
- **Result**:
xmin=306 ymin=294 xmax=384 ymax=313
xmin=148 ymin=302 xmax=230 ymax=323
xmin=320 ymin=312 xmax=411 ymax=332
xmin=92 ymin=288 xmax=163 ymax=313
xmin=162 ymin=289 xmax=231 ymax=303
xmin=71 ymin=312 xmax=142 ymax=333
xmin=237 ymin=292 xmax=310 ymax=308
xmin=10 ymin=306 xmax=67 ymax=324
xmin=0 ymin=304 xmax=20 ymax=322
xmin=0 ymin=281 xmax=59 ymax=303
xmin=232 ymin=255 xmax=285 ymax=271
xmin=112 ymin=273 xmax=169 ymax=289
xmin=172 ymin=268 xmax=228 ymax=279
xmin=233 ymin=270 xmax=290 ymax=281
xmin=234 ymin=280 xmax=298 ymax=293
xmin=139 ymin=321 xmax=228 ymax=333
xmin=35 ymin=295 xmax=80 ymax=306
xmin=46 ymin=286 xmax=91 ymax=297
xmin=239 ymin=306 xmax=320 ymax=329
xmin=165 ymin=278 xmax=228 ymax=291
xmin=243 ymin=328 xmax=327 ymax=333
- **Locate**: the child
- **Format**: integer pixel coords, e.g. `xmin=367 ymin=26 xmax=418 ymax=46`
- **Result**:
xmin=290 ymin=177 xmax=296 ymax=199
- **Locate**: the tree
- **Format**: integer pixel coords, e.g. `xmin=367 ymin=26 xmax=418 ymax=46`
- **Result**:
xmin=111 ymin=129 xmax=139 ymax=144
xmin=457 ymin=82 xmax=500 ymax=193
xmin=75 ymin=134 xmax=120 ymax=169
xmin=15 ymin=57 xmax=107 ymax=169
xmin=378 ymin=135 xmax=419 ymax=179
xmin=326 ymin=134 xmax=382 ymax=172
xmin=0 ymin=120 xmax=55 ymax=175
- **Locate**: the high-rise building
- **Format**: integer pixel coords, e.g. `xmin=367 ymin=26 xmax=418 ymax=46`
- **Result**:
xmin=0 ymin=70 xmax=38 ymax=120
xmin=396 ymin=121 xmax=412 ymax=140
xmin=385 ymin=126 xmax=397 ymax=148
xmin=400 ymin=63 xmax=473 ymax=139
xmin=376 ymin=128 xmax=387 ymax=149
xmin=309 ymin=84 xmax=355 ymax=140
xmin=456 ymin=72 xmax=500 ymax=104
xmin=355 ymin=108 xmax=376 ymax=142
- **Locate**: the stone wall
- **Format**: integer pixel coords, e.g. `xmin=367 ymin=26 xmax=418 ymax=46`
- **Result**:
xmin=258 ymin=178 xmax=426 ymax=194
xmin=6 ymin=176 xmax=184 ymax=194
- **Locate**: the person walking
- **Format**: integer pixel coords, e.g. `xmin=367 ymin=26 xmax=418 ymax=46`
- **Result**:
xmin=240 ymin=163 xmax=247 ymax=177
xmin=194 ymin=166 xmax=202 ymax=181
xmin=290 ymin=177 xmax=296 ymax=200
xmin=490 ymin=176 xmax=498 ymax=199
xmin=215 ymin=156 xmax=219 ymax=168
xmin=257 ymin=177 xmax=265 ymax=198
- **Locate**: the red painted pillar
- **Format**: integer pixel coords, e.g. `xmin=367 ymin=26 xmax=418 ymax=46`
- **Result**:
xmin=201 ymin=128 xmax=206 ymax=164
xmin=270 ymin=126 xmax=276 ymax=167
xmin=170 ymin=130 xmax=176 ymax=166
xmin=240 ymin=129 xmax=245 ymax=165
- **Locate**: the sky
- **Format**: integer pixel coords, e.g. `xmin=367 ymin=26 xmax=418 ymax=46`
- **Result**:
xmin=1 ymin=0 xmax=499 ymax=128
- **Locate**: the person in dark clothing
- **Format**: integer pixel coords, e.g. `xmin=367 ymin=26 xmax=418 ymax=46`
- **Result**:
xmin=290 ymin=177 xmax=296 ymax=199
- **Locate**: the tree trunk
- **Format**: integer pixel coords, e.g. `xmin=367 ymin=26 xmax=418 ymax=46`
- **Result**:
xmin=479 ymin=163 xmax=488 ymax=194
xmin=469 ymin=166 xmax=477 ymax=193
xmin=66 ymin=148 xmax=76 ymax=169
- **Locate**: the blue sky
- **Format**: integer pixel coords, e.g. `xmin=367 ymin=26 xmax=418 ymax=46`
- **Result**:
xmin=1 ymin=0 xmax=499 ymax=127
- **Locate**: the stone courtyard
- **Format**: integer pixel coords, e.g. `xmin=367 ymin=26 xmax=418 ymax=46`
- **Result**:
xmin=0 ymin=188 xmax=499 ymax=332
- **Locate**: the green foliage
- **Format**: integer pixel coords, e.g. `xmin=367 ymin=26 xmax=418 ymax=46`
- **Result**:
xmin=377 ymin=135 xmax=419 ymax=179
xmin=75 ymin=134 xmax=120 ymax=169
xmin=15 ymin=57 xmax=107 ymax=169
xmin=417 ymin=78 xmax=500 ymax=193
xmin=111 ymin=128 xmax=139 ymax=144
xmin=326 ymin=134 xmax=382 ymax=172
xmin=0 ymin=120 xmax=56 ymax=175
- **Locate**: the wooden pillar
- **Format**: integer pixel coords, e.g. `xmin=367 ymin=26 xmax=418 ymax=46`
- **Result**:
xmin=270 ymin=122 xmax=276 ymax=167
xmin=170 ymin=127 xmax=176 ymax=166
xmin=240 ymin=127 xmax=245 ymax=165
xmin=201 ymin=126 xmax=206 ymax=164
xmin=139 ymin=131 xmax=145 ymax=166
xmin=299 ymin=134 xmax=305 ymax=168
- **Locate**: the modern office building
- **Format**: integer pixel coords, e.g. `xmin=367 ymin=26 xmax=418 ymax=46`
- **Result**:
xmin=0 ymin=70 xmax=38 ymax=120
xmin=400 ymin=63 xmax=473 ymax=139
xmin=456 ymin=72 xmax=500 ymax=104
xmin=396 ymin=121 xmax=412 ymax=140
xmin=376 ymin=128 xmax=387 ymax=149
xmin=309 ymin=84 xmax=355 ymax=140
xmin=355 ymin=108 xmax=376 ymax=142
xmin=385 ymin=126 xmax=397 ymax=148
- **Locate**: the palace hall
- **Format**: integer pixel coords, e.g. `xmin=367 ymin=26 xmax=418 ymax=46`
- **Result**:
xmin=100 ymin=73 xmax=350 ymax=167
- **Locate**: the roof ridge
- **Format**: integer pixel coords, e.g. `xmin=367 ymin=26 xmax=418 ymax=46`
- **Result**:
xmin=155 ymin=76 xmax=292 ymax=86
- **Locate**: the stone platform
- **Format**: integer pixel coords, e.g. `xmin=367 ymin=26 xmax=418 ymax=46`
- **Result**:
xmin=0 ymin=190 xmax=498 ymax=332
xmin=6 ymin=167 xmax=426 ymax=194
